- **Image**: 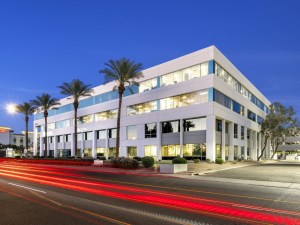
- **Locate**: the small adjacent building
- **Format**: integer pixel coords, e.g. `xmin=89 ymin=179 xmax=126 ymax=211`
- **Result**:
xmin=33 ymin=46 xmax=272 ymax=161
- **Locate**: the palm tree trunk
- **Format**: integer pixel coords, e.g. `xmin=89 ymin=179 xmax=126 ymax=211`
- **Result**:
xmin=116 ymin=91 xmax=123 ymax=157
xmin=44 ymin=116 xmax=48 ymax=158
xmin=25 ymin=115 xmax=29 ymax=152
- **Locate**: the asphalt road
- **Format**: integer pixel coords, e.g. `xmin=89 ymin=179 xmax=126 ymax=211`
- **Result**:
xmin=0 ymin=161 xmax=300 ymax=225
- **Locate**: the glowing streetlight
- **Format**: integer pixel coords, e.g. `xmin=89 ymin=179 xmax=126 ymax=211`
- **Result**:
xmin=6 ymin=103 xmax=17 ymax=114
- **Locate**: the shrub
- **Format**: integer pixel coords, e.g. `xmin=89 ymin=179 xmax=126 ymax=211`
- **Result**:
xmin=142 ymin=156 xmax=154 ymax=168
xmin=110 ymin=157 xmax=139 ymax=169
xmin=193 ymin=159 xmax=200 ymax=163
xmin=215 ymin=158 xmax=224 ymax=164
xmin=98 ymin=156 xmax=106 ymax=160
xmin=172 ymin=157 xmax=187 ymax=164
xmin=133 ymin=156 xmax=142 ymax=161
xmin=14 ymin=156 xmax=21 ymax=159
xmin=205 ymin=159 xmax=211 ymax=163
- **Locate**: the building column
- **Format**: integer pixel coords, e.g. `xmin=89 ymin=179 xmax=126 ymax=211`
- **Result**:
xmin=249 ymin=130 xmax=253 ymax=160
xmin=206 ymin=115 xmax=216 ymax=162
xmin=53 ymin=136 xmax=58 ymax=158
xmin=33 ymin=127 xmax=38 ymax=156
xmin=105 ymin=129 xmax=109 ymax=159
xmin=244 ymin=128 xmax=248 ymax=160
xmin=157 ymin=122 xmax=162 ymax=160
xmin=228 ymin=122 xmax=234 ymax=161
xmin=92 ymin=130 xmax=97 ymax=159
xmin=71 ymin=133 xmax=75 ymax=157
xmin=253 ymin=131 xmax=258 ymax=160
xmin=39 ymin=136 xmax=44 ymax=157
xmin=258 ymin=132 xmax=262 ymax=160
xmin=221 ymin=120 xmax=226 ymax=161
xmin=180 ymin=119 xmax=184 ymax=158
xmin=237 ymin=124 xmax=241 ymax=158
xmin=81 ymin=133 xmax=85 ymax=158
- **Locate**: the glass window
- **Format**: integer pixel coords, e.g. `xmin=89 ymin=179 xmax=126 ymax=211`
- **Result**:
xmin=145 ymin=145 xmax=157 ymax=158
xmin=97 ymin=130 xmax=106 ymax=139
xmin=127 ymin=147 xmax=137 ymax=157
xmin=183 ymin=118 xmax=206 ymax=131
xmin=85 ymin=132 xmax=93 ymax=141
xmin=57 ymin=135 xmax=63 ymax=143
xmin=257 ymin=116 xmax=264 ymax=125
xmin=48 ymin=123 xmax=55 ymax=130
xmin=200 ymin=62 xmax=208 ymax=76
xmin=108 ymin=129 xmax=116 ymax=138
xmin=127 ymin=126 xmax=137 ymax=140
xmin=234 ymin=145 xmax=238 ymax=160
xmin=225 ymin=145 xmax=229 ymax=160
xmin=145 ymin=123 xmax=157 ymax=138
xmin=234 ymin=124 xmax=238 ymax=138
xmin=183 ymin=144 xmax=206 ymax=160
xmin=216 ymin=119 xmax=222 ymax=132
xmin=108 ymin=148 xmax=116 ymax=158
xmin=162 ymin=145 xmax=180 ymax=157
xmin=162 ymin=120 xmax=180 ymax=133
xmin=215 ymin=144 xmax=222 ymax=158
xmin=241 ymin=126 xmax=245 ymax=140
xmin=109 ymin=109 xmax=118 ymax=119
xmin=77 ymin=133 xmax=82 ymax=141
xmin=225 ymin=122 xmax=229 ymax=134
xmin=65 ymin=134 xmax=71 ymax=142
xmin=173 ymin=70 xmax=183 ymax=83
xmin=247 ymin=110 xmax=256 ymax=122
xmin=78 ymin=115 xmax=93 ymax=124
xmin=96 ymin=148 xmax=106 ymax=157
xmin=139 ymin=77 xmax=157 ymax=93
xmin=161 ymin=73 xmax=174 ymax=87
xmin=190 ymin=65 xmax=200 ymax=79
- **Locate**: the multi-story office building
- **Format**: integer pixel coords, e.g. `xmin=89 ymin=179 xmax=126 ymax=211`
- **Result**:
xmin=0 ymin=126 xmax=33 ymax=148
xmin=33 ymin=46 xmax=272 ymax=161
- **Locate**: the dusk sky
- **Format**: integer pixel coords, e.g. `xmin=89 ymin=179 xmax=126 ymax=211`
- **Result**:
xmin=0 ymin=0 xmax=299 ymax=132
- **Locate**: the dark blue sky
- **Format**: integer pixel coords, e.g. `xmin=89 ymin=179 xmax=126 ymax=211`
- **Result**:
xmin=0 ymin=0 xmax=299 ymax=132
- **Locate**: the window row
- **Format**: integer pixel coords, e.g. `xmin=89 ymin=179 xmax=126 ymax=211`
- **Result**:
xmin=160 ymin=62 xmax=209 ymax=87
xmin=215 ymin=63 xmax=269 ymax=113
xmin=213 ymin=89 xmax=244 ymax=116
xmin=127 ymin=90 xmax=208 ymax=116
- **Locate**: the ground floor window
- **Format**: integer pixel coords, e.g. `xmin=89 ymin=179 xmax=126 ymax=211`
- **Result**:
xmin=183 ymin=144 xmax=206 ymax=160
xmin=96 ymin=148 xmax=106 ymax=157
xmin=76 ymin=149 xmax=81 ymax=157
xmin=225 ymin=145 xmax=229 ymax=160
xmin=127 ymin=146 xmax=137 ymax=157
xmin=84 ymin=148 xmax=92 ymax=157
xmin=162 ymin=145 xmax=180 ymax=158
xmin=234 ymin=145 xmax=238 ymax=160
xmin=145 ymin=145 xmax=157 ymax=159
xmin=215 ymin=144 xmax=222 ymax=158
xmin=241 ymin=146 xmax=245 ymax=159
xmin=108 ymin=148 xmax=116 ymax=158
xmin=58 ymin=149 xmax=71 ymax=158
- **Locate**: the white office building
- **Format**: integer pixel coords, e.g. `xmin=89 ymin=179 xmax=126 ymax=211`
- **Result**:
xmin=33 ymin=46 xmax=272 ymax=161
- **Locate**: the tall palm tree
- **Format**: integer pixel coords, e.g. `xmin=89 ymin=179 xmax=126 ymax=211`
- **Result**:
xmin=58 ymin=79 xmax=93 ymax=158
xmin=31 ymin=93 xmax=60 ymax=157
xmin=100 ymin=58 xmax=143 ymax=157
xmin=16 ymin=102 xmax=35 ymax=153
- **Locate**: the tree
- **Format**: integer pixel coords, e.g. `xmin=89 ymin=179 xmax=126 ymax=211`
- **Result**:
xmin=258 ymin=102 xmax=297 ymax=161
xmin=16 ymin=102 xmax=35 ymax=153
xmin=31 ymin=93 xmax=60 ymax=157
xmin=58 ymin=79 xmax=93 ymax=158
xmin=99 ymin=58 xmax=143 ymax=157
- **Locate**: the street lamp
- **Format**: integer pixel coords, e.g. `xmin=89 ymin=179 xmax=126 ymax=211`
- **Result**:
xmin=6 ymin=103 xmax=17 ymax=114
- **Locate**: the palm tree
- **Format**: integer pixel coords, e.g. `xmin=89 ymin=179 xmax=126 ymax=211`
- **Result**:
xmin=100 ymin=58 xmax=143 ymax=157
xmin=31 ymin=93 xmax=60 ymax=157
xmin=16 ymin=102 xmax=35 ymax=153
xmin=58 ymin=79 xmax=93 ymax=158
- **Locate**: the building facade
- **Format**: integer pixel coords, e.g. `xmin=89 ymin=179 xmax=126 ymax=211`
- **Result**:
xmin=33 ymin=46 xmax=272 ymax=161
xmin=0 ymin=126 xmax=33 ymax=148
